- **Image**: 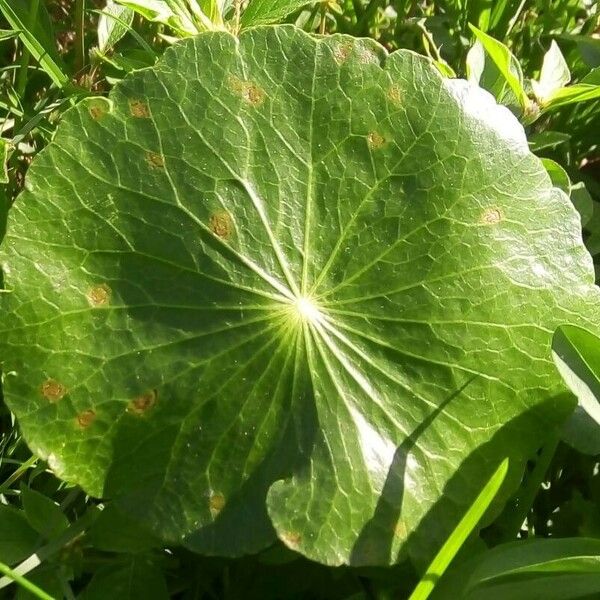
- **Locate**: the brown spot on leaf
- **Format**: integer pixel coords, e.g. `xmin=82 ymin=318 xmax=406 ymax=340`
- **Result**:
xmin=88 ymin=101 xmax=108 ymax=120
xmin=333 ymin=43 xmax=353 ymax=64
xmin=228 ymin=76 xmax=265 ymax=106
xmin=358 ymin=46 xmax=380 ymax=64
xmin=128 ymin=389 xmax=157 ymax=415
xmin=388 ymin=85 xmax=402 ymax=106
xmin=394 ymin=519 xmax=407 ymax=539
xmin=41 ymin=379 xmax=66 ymax=402
xmin=481 ymin=207 xmax=503 ymax=225
xmin=129 ymin=99 xmax=150 ymax=118
xmin=280 ymin=531 xmax=301 ymax=548
xmin=76 ymin=409 xmax=96 ymax=429
xmin=209 ymin=210 xmax=234 ymax=239
xmin=209 ymin=493 xmax=226 ymax=517
xmin=367 ymin=131 xmax=385 ymax=149
xmin=146 ymin=152 xmax=164 ymax=168
xmin=87 ymin=283 xmax=111 ymax=307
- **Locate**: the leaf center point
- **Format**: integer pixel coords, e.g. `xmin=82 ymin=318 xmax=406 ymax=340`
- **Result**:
xmin=295 ymin=296 xmax=321 ymax=323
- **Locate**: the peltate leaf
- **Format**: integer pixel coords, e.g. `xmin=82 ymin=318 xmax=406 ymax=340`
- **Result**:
xmin=1 ymin=26 xmax=599 ymax=566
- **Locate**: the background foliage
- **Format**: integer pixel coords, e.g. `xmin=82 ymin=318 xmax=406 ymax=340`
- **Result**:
xmin=0 ymin=0 xmax=598 ymax=598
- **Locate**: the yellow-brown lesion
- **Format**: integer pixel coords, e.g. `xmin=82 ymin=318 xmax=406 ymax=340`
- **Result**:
xmin=127 ymin=389 xmax=157 ymax=415
xmin=88 ymin=101 xmax=108 ymax=120
xmin=129 ymin=99 xmax=150 ymax=118
xmin=387 ymin=85 xmax=402 ymax=107
xmin=87 ymin=283 xmax=111 ymax=307
xmin=209 ymin=492 xmax=226 ymax=517
xmin=228 ymin=76 xmax=266 ymax=107
xmin=333 ymin=42 xmax=353 ymax=64
xmin=480 ymin=207 xmax=503 ymax=225
xmin=146 ymin=151 xmax=165 ymax=168
xmin=76 ymin=409 xmax=96 ymax=429
xmin=40 ymin=379 xmax=67 ymax=402
xmin=367 ymin=131 xmax=385 ymax=149
xmin=209 ymin=210 xmax=234 ymax=240
xmin=280 ymin=531 xmax=301 ymax=548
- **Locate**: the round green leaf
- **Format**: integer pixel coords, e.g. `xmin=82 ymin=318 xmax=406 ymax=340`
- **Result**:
xmin=1 ymin=26 xmax=599 ymax=566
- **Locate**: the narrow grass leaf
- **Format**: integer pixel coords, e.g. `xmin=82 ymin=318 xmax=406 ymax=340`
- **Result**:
xmin=408 ymin=458 xmax=509 ymax=600
xmin=0 ymin=561 xmax=54 ymax=600
xmin=0 ymin=0 xmax=69 ymax=88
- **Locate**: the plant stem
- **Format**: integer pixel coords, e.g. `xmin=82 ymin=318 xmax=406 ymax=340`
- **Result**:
xmin=15 ymin=0 xmax=40 ymax=98
xmin=505 ymin=0 xmax=528 ymax=37
xmin=319 ymin=2 xmax=327 ymax=34
xmin=74 ymin=0 xmax=86 ymax=73
xmin=0 ymin=561 xmax=54 ymax=600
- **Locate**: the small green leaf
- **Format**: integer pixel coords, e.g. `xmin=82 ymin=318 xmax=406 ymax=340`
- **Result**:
xmin=532 ymin=41 xmax=571 ymax=103
xmin=581 ymin=66 xmax=600 ymax=85
xmin=528 ymin=131 xmax=571 ymax=153
xmin=20 ymin=484 xmax=70 ymax=540
xmin=541 ymin=158 xmax=570 ymax=195
xmin=552 ymin=325 xmax=600 ymax=455
xmin=0 ymin=29 xmax=19 ymax=41
xmin=543 ymin=68 xmax=600 ymax=109
xmin=191 ymin=0 xmax=223 ymax=27
xmin=468 ymin=24 xmax=529 ymax=109
xmin=88 ymin=505 xmax=161 ymax=553
xmin=570 ymin=182 xmax=594 ymax=228
xmin=95 ymin=48 xmax=156 ymax=73
xmin=434 ymin=538 xmax=600 ymax=600
xmin=80 ymin=556 xmax=169 ymax=600
xmin=113 ymin=0 xmax=200 ymax=35
xmin=0 ymin=506 xmax=39 ymax=565
xmin=98 ymin=0 xmax=135 ymax=53
xmin=241 ymin=0 xmax=314 ymax=26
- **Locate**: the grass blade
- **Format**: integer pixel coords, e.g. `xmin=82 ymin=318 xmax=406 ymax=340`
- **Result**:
xmin=0 ymin=0 xmax=69 ymax=88
xmin=0 ymin=560 xmax=55 ymax=600
xmin=409 ymin=457 xmax=510 ymax=600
